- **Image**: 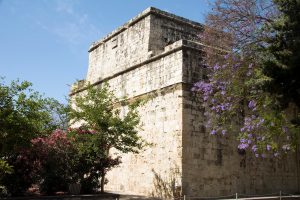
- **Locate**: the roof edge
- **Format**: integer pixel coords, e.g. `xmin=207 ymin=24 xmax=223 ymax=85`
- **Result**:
xmin=88 ymin=7 xmax=203 ymax=52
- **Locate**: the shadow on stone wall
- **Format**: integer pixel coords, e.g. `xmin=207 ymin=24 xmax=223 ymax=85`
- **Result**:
xmin=151 ymin=166 xmax=181 ymax=199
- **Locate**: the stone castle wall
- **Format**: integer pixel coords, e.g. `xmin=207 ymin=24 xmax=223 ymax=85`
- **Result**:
xmin=181 ymin=44 xmax=300 ymax=196
xmin=87 ymin=38 xmax=186 ymax=196
xmin=71 ymin=7 xmax=300 ymax=198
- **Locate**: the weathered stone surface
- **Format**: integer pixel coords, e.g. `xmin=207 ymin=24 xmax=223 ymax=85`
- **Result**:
xmin=70 ymin=7 xmax=300 ymax=199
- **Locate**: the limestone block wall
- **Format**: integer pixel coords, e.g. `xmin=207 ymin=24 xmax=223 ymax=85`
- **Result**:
xmin=86 ymin=15 xmax=151 ymax=83
xmin=181 ymin=42 xmax=300 ymax=197
xmin=106 ymin=87 xmax=183 ymax=197
xmin=106 ymin=41 xmax=184 ymax=99
xmin=148 ymin=9 xmax=202 ymax=55
xmin=99 ymin=43 xmax=185 ymax=197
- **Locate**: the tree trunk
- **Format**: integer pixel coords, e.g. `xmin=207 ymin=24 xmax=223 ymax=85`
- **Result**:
xmin=100 ymin=169 xmax=105 ymax=193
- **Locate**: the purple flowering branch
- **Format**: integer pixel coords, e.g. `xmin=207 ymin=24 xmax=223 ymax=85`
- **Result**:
xmin=193 ymin=53 xmax=297 ymax=157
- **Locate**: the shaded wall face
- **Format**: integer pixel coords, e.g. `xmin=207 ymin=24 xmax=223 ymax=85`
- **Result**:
xmin=86 ymin=16 xmax=151 ymax=84
xmin=149 ymin=14 xmax=202 ymax=55
xmin=181 ymin=48 xmax=300 ymax=197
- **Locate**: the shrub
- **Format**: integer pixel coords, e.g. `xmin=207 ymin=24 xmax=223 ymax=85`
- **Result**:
xmin=1 ymin=151 xmax=38 ymax=196
xmin=31 ymin=129 xmax=75 ymax=195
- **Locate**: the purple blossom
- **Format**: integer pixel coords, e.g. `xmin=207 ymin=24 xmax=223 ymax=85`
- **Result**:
xmin=245 ymin=117 xmax=252 ymax=124
xmin=238 ymin=143 xmax=249 ymax=150
xmin=240 ymin=138 xmax=246 ymax=143
xmin=238 ymin=138 xmax=250 ymax=150
xmin=242 ymin=119 xmax=255 ymax=132
xmin=248 ymin=100 xmax=256 ymax=110
xmin=266 ymin=144 xmax=272 ymax=151
xmin=213 ymin=64 xmax=220 ymax=71
xmin=192 ymin=81 xmax=213 ymax=102
xmin=256 ymin=118 xmax=265 ymax=127
xmin=220 ymin=105 xmax=225 ymax=111
xmin=233 ymin=63 xmax=241 ymax=69
xmin=210 ymin=130 xmax=217 ymax=135
xmin=224 ymin=54 xmax=229 ymax=59
xmin=221 ymin=130 xmax=226 ymax=135
xmin=252 ymin=145 xmax=258 ymax=152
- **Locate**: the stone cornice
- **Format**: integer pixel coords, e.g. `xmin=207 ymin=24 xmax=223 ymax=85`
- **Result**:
xmin=70 ymin=40 xmax=204 ymax=96
xmin=88 ymin=7 xmax=203 ymax=52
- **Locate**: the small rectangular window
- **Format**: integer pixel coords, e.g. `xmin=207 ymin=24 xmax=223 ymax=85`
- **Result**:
xmin=111 ymin=37 xmax=118 ymax=49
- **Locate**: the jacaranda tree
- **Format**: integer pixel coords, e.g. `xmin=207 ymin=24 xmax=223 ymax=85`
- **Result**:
xmin=194 ymin=0 xmax=299 ymax=157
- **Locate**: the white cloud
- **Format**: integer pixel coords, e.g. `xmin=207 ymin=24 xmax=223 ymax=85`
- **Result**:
xmin=52 ymin=19 xmax=100 ymax=46
xmin=55 ymin=0 xmax=74 ymax=14
xmin=37 ymin=0 xmax=101 ymax=48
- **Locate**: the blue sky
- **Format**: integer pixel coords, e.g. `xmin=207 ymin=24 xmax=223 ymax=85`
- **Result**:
xmin=0 ymin=0 xmax=213 ymax=103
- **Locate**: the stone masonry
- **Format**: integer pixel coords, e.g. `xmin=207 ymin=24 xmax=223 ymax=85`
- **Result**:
xmin=70 ymin=7 xmax=300 ymax=198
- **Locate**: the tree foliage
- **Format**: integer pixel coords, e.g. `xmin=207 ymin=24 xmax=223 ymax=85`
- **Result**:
xmin=67 ymin=128 xmax=121 ymax=194
xmin=263 ymin=0 xmax=300 ymax=110
xmin=0 ymin=78 xmax=67 ymax=158
xmin=69 ymin=83 xmax=145 ymax=192
xmin=194 ymin=0 xmax=300 ymax=157
xmin=193 ymin=55 xmax=298 ymax=157
xmin=30 ymin=129 xmax=75 ymax=194
xmin=202 ymin=0 xmax=277 ymax=65
xmin=0 ymin=79 xmax=144 ymax=195
xmin=0 ymin=78 xmax=68 ymax=195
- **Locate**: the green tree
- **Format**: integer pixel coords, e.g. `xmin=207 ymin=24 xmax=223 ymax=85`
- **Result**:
xmin=69 ymin=83 xmax=145 ymax=192
xmin=0 ymin=78 xmax=67 ymax=157
xmin=0 ymin=160 xmax=12 ymax=196
xmin=0 ymin=78 xmax=68 ymax=195
xmin=263 ymin=0 xmax=300 ymax=112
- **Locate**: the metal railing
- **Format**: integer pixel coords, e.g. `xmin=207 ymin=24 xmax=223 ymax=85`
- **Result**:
xmin=169 ymin=191 xmax=300 ymax=200
xmin=113 ymin=191 xmax=300 ymax=200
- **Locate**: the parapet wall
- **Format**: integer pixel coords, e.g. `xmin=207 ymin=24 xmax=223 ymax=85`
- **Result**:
xmin=86 ymin=15 xmax=151 ymax=84
xmin=85 ymin=7 xmax=202 ymax=85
